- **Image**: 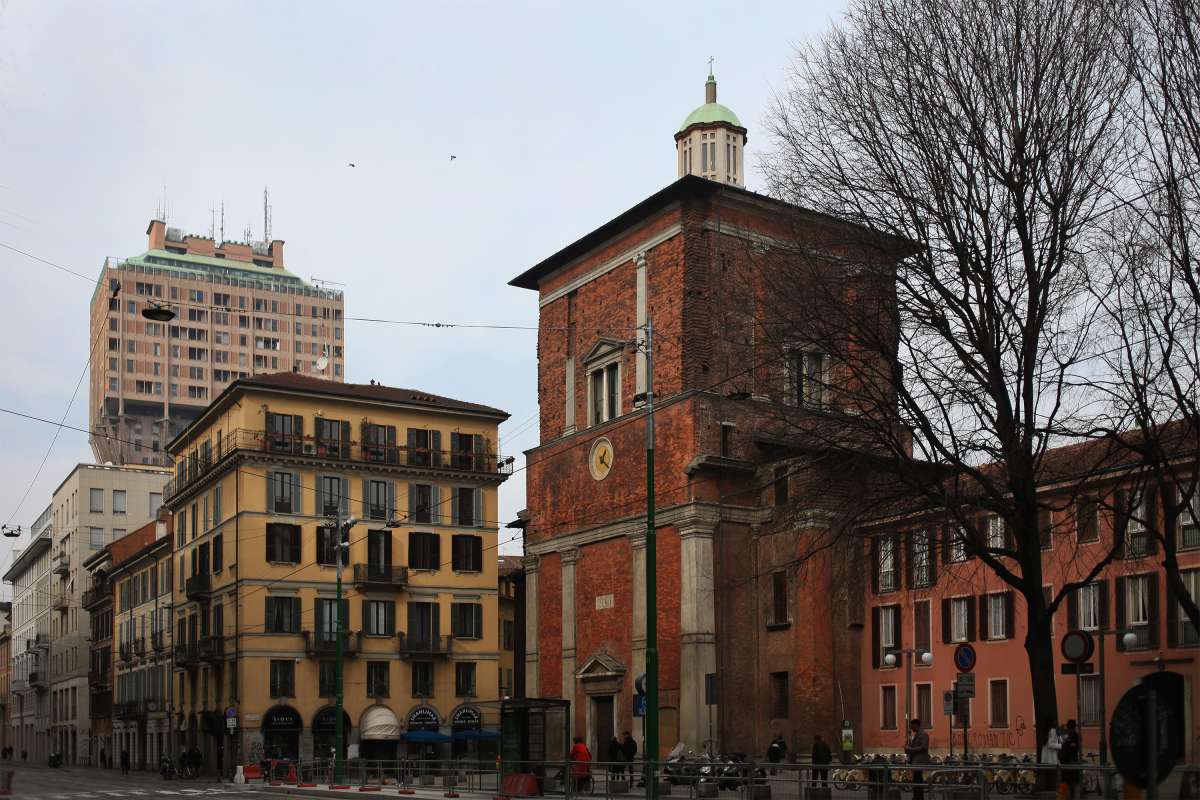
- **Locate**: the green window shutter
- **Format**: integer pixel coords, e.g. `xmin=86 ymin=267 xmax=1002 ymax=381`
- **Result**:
xmin=266 ymin=472 xmax=275 ymax=512
xmin=340 ymin=478 xmax=350 ymax=515
xmin=316 ymin=476 xmax=326 ymax=515
xmin=292 ymin=473 xmax=303 ymax=515
xmin=362 ymin=479 xmax=371 ymax=517
xmin=362 ymin=599 xmax=371 ymax=634
xmin=387 ymin=482 xmax=396 ymax=521
xmin=451 ymin=489 xmax=459 ymax=525
xmin=386 ymin=602 xmax=395 ymax=635
xmin=431 ymin=485 xmax=441 ymax=524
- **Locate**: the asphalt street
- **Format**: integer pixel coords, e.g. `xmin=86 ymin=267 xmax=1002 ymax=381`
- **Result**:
xmin=0 ymin=763 xmax=264 ymax=800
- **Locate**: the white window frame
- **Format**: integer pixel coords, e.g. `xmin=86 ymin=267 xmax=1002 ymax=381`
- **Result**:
xmin=988 ymin=593 xmax=1006 ymax=639
xmin=880 ymin=605 xmax=898 ymax=660
xmin=912 ymin=530 xmax=932 ymax=587
xmin=1078 ymin=583 xmax=1100 ymax=631
xmin=949 ymin=526 xmax=968 ymax=562
xmin=1127 ymin=575 xmax=1151 ymax=626
xmin=786 ymin=347 xmax=829 ymax=408
xmin=586 ymin=356 xmax=622 ymax=427
xmin=951 ymin=597 xmax=970 ymax=643
xmin=986 ymin=516 xmax=1006 ymax=550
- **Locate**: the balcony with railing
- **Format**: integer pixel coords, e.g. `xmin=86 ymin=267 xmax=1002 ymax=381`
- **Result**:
xmin=302 ymin=630 xmax=361 ymax=658
xmin=52 ymin=551 xmax=70 ymax=576
xmin=198 ymin=635 xmax=224 ymax=662
xmin=81 ymin=583 xmax=109 ymax=609
xmin=398 ymin=633 xmax=453 ymax=659
xmin=51 ymin=592 xmax=69 ymax=612
xmin=29 ymin=671 xmax=47 ymax=690
xmin=185 ymin=574 xmax=212 ymax=601
xmin=352 ymin=563 xmax=409 ymax=589
xmin=164 ymin=427 xmax=512 ymax=501
xmin=173 ymin=643 xmax=201 ymax=667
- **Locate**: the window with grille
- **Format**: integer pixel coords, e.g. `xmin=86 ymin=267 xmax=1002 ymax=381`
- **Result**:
xmin=451 ymin=603 xmax=484 ymax=639
xmin=1080 ymin=676 xmax=1102 ymax=725
xmin=987 ymin=516 xmax=1006 ymax=550
xmin=989 ymin=679 xmax=1009 ymax=728
xmin=770 ymin=672 xmax=789 ymax=719
xmin=916 ymin=684 xmax=933 ymax=729
xmin=881 ymin=686 xmax=897 ymax=729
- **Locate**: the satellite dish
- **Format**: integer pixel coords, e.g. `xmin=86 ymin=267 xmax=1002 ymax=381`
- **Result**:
xmin=316 ymin=355 xmax=329 ymax=371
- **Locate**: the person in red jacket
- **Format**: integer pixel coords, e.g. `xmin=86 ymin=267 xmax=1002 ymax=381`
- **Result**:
xmin=569 ymin=736 xmax=593 ymax=791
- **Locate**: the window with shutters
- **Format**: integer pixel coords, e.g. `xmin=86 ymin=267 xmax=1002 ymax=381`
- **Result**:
xmin=1181 ymin=492 xmax=1200 ymax=550
xmin=265 ymin=597 xmax=301 ymax=633
xmin=988 ymin=594 xmax=1007 ymax=639
xmin=271 ymin=472 xmax=296 ymax=514
xmin=451 ymin=603 xmax=484 ymax=639
xmin=879 ymin=605 xmax=898 ymax=664
xmin=269 ymin=660 xmax=294 ymax=697
xmin=316 ymin=598 xmax=349 ymax=642
xmin=408 ymin=601 xmax=439 ymax=646
xmin=320 ymin=476 xmax=342 ymax=516
xmin=363 ymin=422 xmax=398 ymax=464
xmin=1078 ymin=583 xmax=1101 ymax=631
xmin=1080 ymin=676 xmax=1102 ymax=725
xmin=877 ymin=537 xmax=897 ymax=592
xmin=589 ymin=362 xmax=621 ymax=426
xmin=948 ymin=526 xmax=968 ymax=562
xmin=412 ymin=484 xmax=434 ymax=524
xmin=770 ymin=672 xmax=789 ymax=719
xmin=266 ymin=524 xmax=301 ymax=563
xmin=1126 ymin=491 xmax=1151 ymax=556
xmin=367 ymin=480 xmax=390 ymax=520
xmin=367 ymin=662 xmax=390 ymax=697
xmin=315 ymin=417 xmax=349 ymax=459
xmin=407 ymin=428 xmax=441 ymax=468
xmin=454 ymin=487 xmax=480 ymax=527
xmin=364 ymin=600 xmax=395 ymax=636
xmin=409 ymin=533 xmax=441 ymax=571
xmin=914 ymin=600 xmax=931 ymax=654
xmin=266 ymin=412 xmax=299 ymax=454
xmin=316 ymin=527 xmax=340 ymax=567
xmin=319 ymin=661 xmax=336 ymax=697
xmin=881 ymin=685 xmax=897 ymax=729
xmin=451 ymin=433 xmax=484 ymax=471
xmin=916 ymin=684 xmax=933 ymax=729
xmin=452 ymin=535 xmax=483 ymax=572
xmin=986 ymin=516 xmax=1006 ymax=550
xmin=989 ymin=679 xmax=1009 ymax=727
xmin=911 ymin=531 xmax=932 ymax=587
xmin=951 ymin=597 xmax=970 ymax=643
xmin=455 ymin=662 xmax=477 ymax=697
xmin=1126 ymin=574 xmax=1152 ymax=648
xmin=1077 ymin=497 xmax=1099 ymax=542
xmin=1179 ymin=570 xmax=1200 ymax=646
xmin=412 ymin=662 xmax=434 ymax=697
xmin=771 ymin=571 xmax=789 ymax=626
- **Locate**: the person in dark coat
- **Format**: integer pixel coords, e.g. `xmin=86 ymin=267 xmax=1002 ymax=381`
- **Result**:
xmin=811 ymin=735 xmax=833 ymax=787
xmin=621 ymin=732 xmax=638 ymax=779
xmin=767 ymin=735 xmax=787 ymax=774
xmin=120 ymin=748 xmax=131 ymax=776
xmin=904 ymin=720 xmax=930 ymax=800
xmin=606 ymin=737 xmax=624 ymax=777
xmin=1060 ymin=720 xmax=1081 ymax=799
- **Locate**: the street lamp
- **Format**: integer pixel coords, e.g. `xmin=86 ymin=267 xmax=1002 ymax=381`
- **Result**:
xmin=884 ymin=648 xmax=932 ymax=728
xmin=1095 ymin=627 xmax=1143 ymax=765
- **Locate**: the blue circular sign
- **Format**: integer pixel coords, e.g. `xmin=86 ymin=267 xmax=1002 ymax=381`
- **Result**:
xmin=953 ymin=643 xmax=977 ymax=672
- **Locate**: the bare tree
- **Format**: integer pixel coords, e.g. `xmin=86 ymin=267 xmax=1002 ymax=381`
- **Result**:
xmin=1092 ymin=0 xmax=1200 ymax=636
xmin=757 ymin=0 xmax=1134 ymax=753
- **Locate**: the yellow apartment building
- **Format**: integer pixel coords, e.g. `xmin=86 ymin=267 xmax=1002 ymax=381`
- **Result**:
xmin=162 ymin=372 xmax=510 ymax=774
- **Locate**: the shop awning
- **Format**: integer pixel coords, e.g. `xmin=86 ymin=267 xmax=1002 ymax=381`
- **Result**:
xmin=360 ymin=705 xmax=402 ymax=741
xmin=451 ymin=729 xmax=500 ymax=741
xmin=403 ymin=730 xmax=451 ymax=743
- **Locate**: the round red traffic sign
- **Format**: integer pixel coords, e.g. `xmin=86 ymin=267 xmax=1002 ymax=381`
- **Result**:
xmin=953 ymin=643 xmax=977 ymax=672
xmin=1061 ymin=630 xmax=1095 ymax=664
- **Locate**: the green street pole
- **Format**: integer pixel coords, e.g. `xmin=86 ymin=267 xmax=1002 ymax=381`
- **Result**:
xmin=644 ymin=318 xmax=658 ymax=800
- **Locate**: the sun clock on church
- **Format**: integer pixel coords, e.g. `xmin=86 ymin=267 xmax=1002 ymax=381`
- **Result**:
xmin=588 ymin=436 xmax=614 ymax=480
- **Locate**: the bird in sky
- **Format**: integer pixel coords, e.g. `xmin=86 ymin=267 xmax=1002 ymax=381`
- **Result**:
xmin=348 ymin=162 xmax=356 ymax=168
xmin=449 ymin=155 xmax=456 ymax=161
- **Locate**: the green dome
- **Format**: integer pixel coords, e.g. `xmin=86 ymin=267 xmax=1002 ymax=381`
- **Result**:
xmin=678 ymin=102 xmax=742 ymax=133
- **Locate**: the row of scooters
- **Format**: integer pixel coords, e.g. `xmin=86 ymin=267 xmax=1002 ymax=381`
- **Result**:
xmin=657 ymin=750 xmax=769 ymax=791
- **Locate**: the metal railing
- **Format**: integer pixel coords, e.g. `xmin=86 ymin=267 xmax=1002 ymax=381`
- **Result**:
xmin=185 ymin=573 xmax=212 ymax=600
xmin=397 ymin=633 xmax=453 ymax=657
xmin=81 ymin=585 xmax=108 ymax=608
xmin=164 ymin=428 xmax=511 ymax=500
xmin=353 ymin=563 xmax=409 ymax=587
xmin=303 ymin=630 xmax=361 ymax=657
xmin=198 ymin=634 xmax=224 ymax=661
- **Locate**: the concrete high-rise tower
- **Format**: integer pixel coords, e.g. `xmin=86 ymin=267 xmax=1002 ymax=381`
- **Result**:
xmin=674 ymin=70 xmax=747 ymax=186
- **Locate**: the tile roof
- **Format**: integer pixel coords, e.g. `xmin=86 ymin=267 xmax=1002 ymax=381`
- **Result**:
xmin=237 ymin=372 xmax=510 ymax=419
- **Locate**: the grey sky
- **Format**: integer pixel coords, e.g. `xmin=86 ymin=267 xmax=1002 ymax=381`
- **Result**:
xmin=0 ymin=0 xmax=846 ymax=573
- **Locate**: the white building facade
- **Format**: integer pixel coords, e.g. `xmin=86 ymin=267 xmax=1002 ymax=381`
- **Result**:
xmin=6 ymin=506 xmax=53 ymax=763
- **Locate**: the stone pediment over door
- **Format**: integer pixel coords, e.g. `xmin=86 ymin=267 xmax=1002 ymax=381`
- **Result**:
xmin=576 ymin=651 xmax=627 ymax=696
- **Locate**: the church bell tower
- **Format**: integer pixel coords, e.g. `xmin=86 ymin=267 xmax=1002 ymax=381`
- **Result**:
xmin=675 ymin=66 xmax=747 ymax=187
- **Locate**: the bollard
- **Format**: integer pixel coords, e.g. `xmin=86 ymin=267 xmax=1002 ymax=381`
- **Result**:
xmin=234 ymin=765 xmax=246 ymax=785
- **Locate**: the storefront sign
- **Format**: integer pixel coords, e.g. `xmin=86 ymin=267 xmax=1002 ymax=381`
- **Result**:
xmin=451 ymin=706 xmax=481 ymax=730
xmin=407 ymin=706 xmax=440 ymax=731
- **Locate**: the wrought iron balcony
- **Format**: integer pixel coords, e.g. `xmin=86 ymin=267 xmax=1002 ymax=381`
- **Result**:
xmin=198 ymin=635 xmax=224 ymax=662
xmin=185 ymin=574 xmax=212 ymax=601
xmin=173 ymin=643 xmax=201 ymax=667
xmin=302 ymin=630 xmax=361 ymax=658
xmin=163 ymin=427 xmax=511 ymax=501
xmin=52 ymin=593 xmax=69 ymax=612
xmin=397 ymin=633 xmax=453 ymax=659
xmin=52 ymin=551 xmax=70 ymax=576
xmin=352 ymin=563 xmax=408 ymax=589
xmin=81 ymin=585 xmax=108 ymax=609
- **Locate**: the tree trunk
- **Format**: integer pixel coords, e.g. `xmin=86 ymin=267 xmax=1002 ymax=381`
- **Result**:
xmin=1024 ymin=595 xmax=1059 ymax=766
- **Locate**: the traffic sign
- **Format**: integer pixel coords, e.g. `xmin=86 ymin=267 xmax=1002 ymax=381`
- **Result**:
xmin=633 ymin=695 xmax=647 ymax=717
xmin=942 ymin=690 xmax=954 ymax=716
xmin=955 ymin=673 xmax=976 ymax=698
xmin=1061 ymin=630 xmax=1095 ymax=664
xmin=953 ymin=643 xmax=977 ymax=672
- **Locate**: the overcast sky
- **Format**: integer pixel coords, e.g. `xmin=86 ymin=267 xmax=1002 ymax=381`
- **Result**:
xmin=0 ymin=0 xmax=846 ymax=576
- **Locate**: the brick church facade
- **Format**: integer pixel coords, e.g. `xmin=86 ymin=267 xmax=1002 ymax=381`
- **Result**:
xmin=508 ymin=74 xmax=906 ymax=757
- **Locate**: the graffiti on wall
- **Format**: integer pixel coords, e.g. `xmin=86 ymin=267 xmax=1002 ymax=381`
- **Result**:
xmin=951 ymin=715 xmax=1030 ymax=751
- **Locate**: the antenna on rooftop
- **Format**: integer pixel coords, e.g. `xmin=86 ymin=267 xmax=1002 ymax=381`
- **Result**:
xmin=220 ymin=200 xmax=226 ymax=245
xmin=209 ymin=203 xmax=217 ymax=239
xmin=263 ymin=187 xmax=272 ymax=242
xmin=243 ymin=223 xmax=253 ymax=242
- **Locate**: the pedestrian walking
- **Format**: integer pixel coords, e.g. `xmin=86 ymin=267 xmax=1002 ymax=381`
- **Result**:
xmin=1059 ymin=720 xmax=1081 ymax=800
xmin=120 ymin=748 xmax=131 ymax=776
xmin=904 ymin=719 xmax=929 ymax=800
xmin=621 ymin=731 xmax=638 ymax=780
xmin=767 ymin=734 xmax=787 ymax=775
xmin=811 ymin=735 xmax=832 ymax=788
xmin=569 ymin=736 xmax=593 ymax=792
xmin=99 ymin=747 xmax=107 ymax=770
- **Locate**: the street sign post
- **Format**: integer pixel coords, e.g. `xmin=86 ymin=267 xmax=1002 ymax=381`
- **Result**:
xmin=955 ymin=673 xmax=976 ymax=698
xmin=952 ymin=643 xmax=977 ymax=758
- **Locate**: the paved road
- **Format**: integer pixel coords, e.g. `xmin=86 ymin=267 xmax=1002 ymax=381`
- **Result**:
xmin=1 ymin=763 xmax=264 ymax=800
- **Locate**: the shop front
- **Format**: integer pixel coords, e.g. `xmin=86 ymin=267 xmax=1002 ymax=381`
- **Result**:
xmin=261 ymin=705 xmax=302 ymax=761
xmin=312 ymin=706 xmax=352 ymax=762
xmin=404 ymin=705 xmax=449 ymax=762
xmin=450 ymin=705 xmax=498 ymax=763
xmin=359 ymin=705 xmax=402 ymax=761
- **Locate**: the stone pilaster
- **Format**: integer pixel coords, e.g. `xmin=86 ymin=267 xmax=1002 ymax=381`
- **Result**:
xmin=629 ymin=531 xmax=647 ymax=683
xmin=679 ymin=517 xmax=718 ymax=751
xmin=561 ymin=547 xmax=580 ymax=731
xmin=523 ymin=555 xmax=540 ymax=698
